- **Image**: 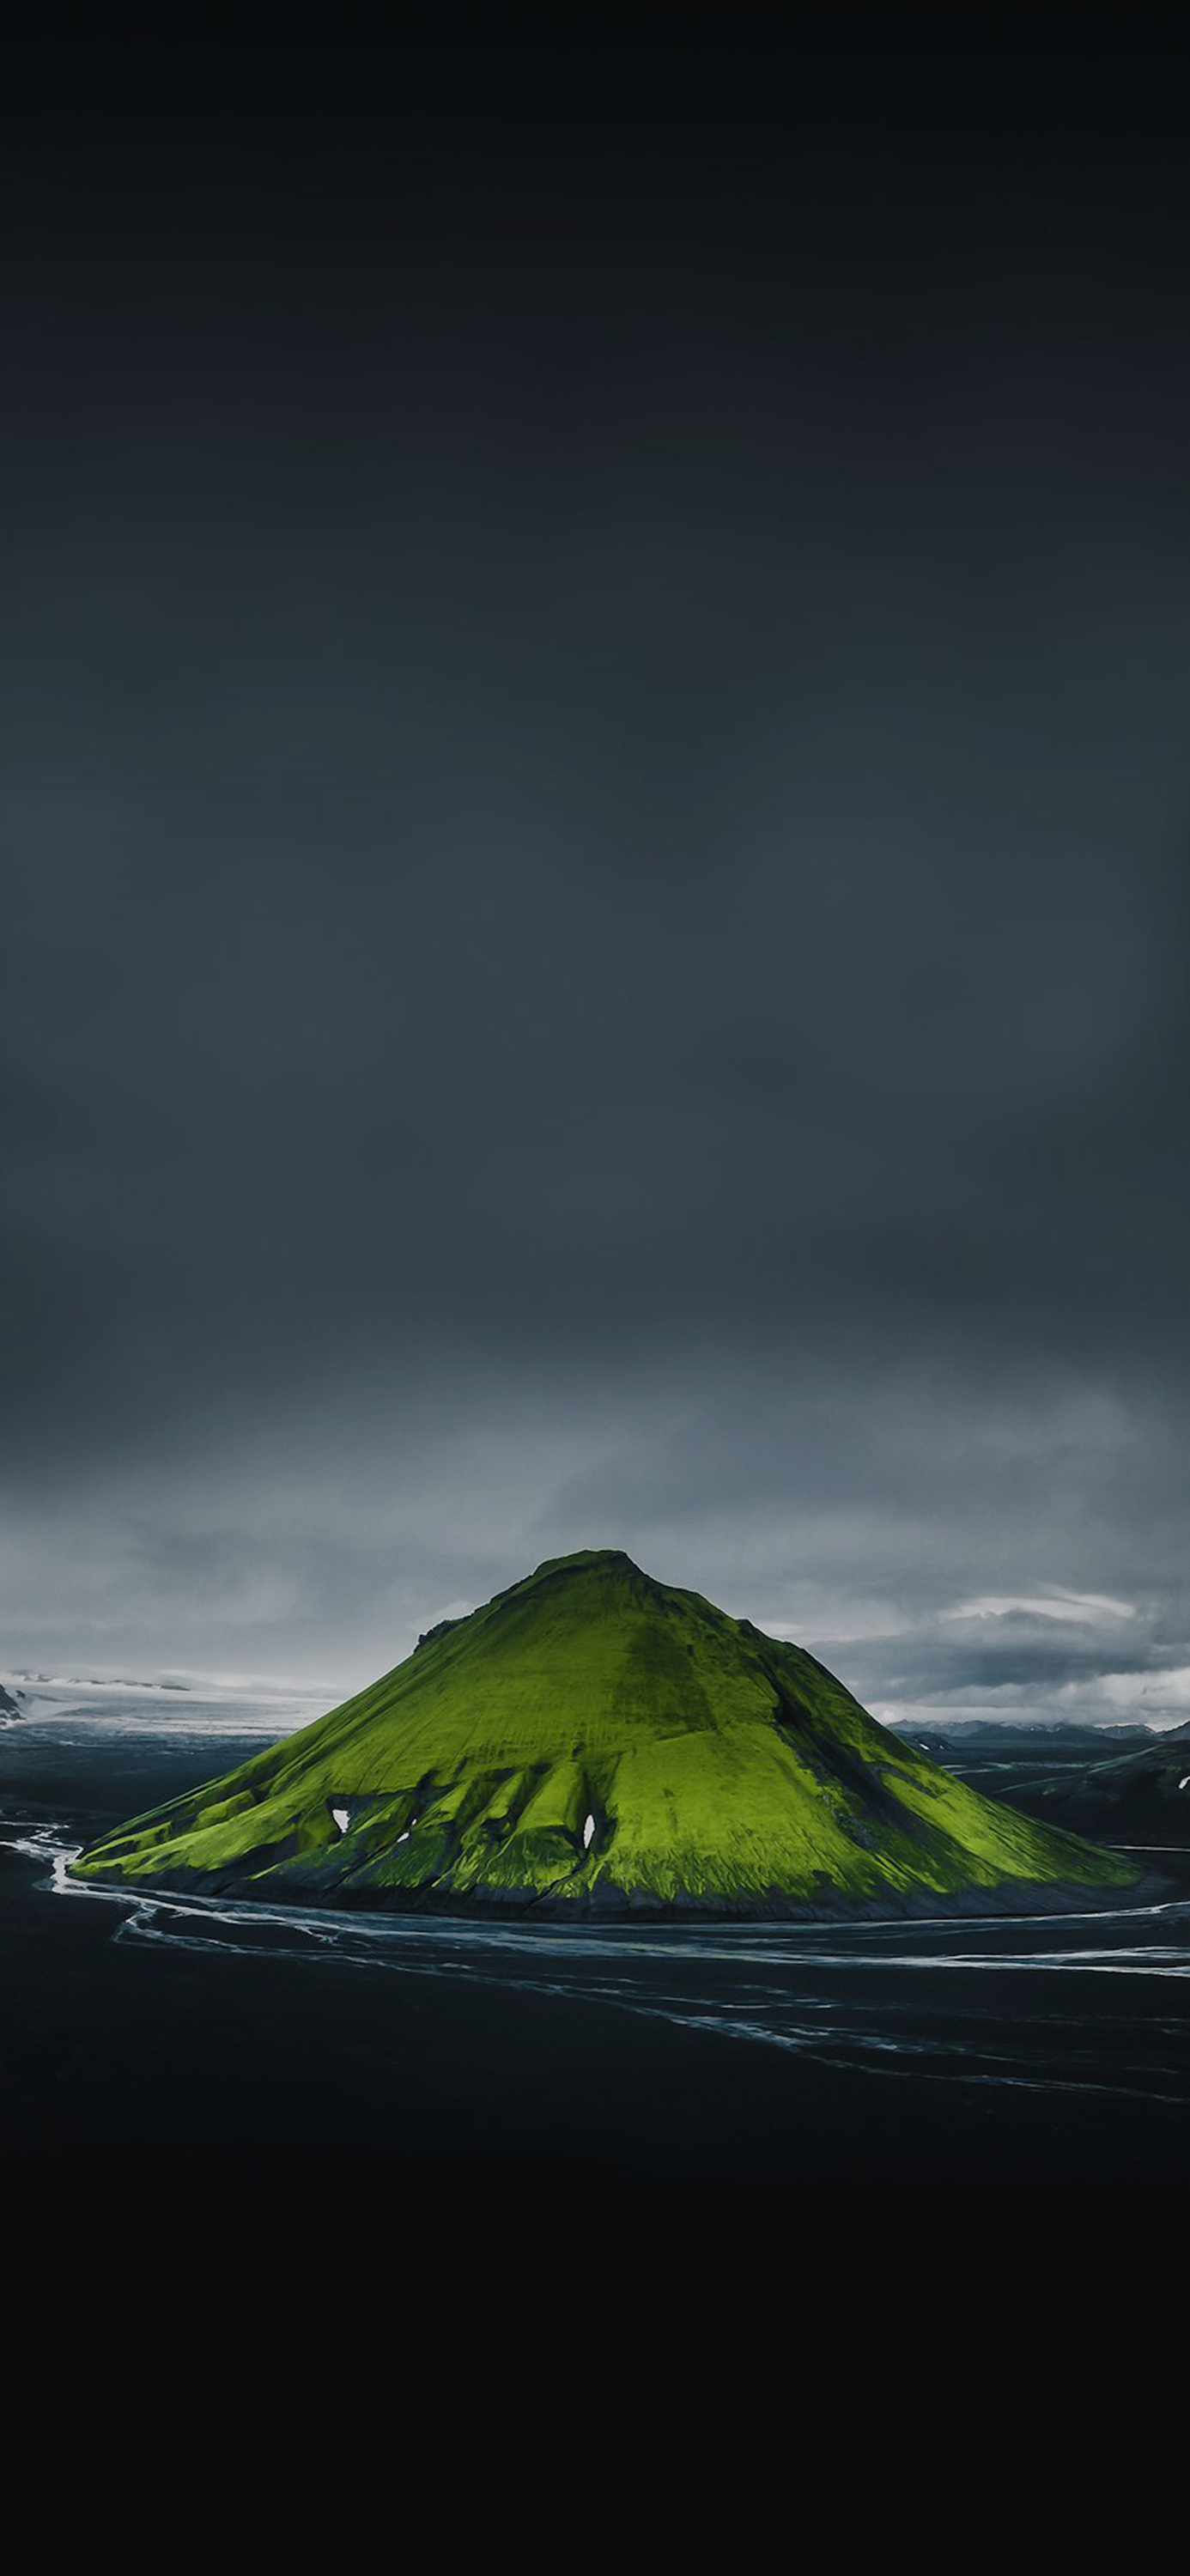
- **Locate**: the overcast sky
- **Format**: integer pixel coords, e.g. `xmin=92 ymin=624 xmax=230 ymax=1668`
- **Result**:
xmin=3 ymin=17 xmax=1190 ymax=1725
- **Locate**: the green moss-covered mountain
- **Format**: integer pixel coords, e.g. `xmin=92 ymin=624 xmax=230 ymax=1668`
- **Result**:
xmin=71 ymin=1549 xmax=1139 ymax=1917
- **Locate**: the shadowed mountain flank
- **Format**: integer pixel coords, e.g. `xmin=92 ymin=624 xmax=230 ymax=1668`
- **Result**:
xmin=71 ymin=1551 xmax=1138 ymax=1917
xmin=1006 ymin=1720 xmax=1190 ymax=1845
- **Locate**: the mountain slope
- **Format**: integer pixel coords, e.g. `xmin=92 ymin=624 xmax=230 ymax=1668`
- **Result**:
xmin=71 ymin=1549 xmax=1138 ymax=1916
xmin=1006 ymin=1720 xmax=1190 ymax=1846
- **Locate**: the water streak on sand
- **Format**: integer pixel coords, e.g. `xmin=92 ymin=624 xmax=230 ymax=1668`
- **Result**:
xmin=4 ymin=1814 xmax=1189 ymax=2108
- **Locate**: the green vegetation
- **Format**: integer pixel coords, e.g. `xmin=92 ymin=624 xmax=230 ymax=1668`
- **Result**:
xmin=71 ymin=1548 xmax=1138 ymax=1915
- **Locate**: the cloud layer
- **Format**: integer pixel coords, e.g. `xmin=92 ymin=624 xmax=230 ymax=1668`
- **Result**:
xmin=3 ymin=22 xmax=1188 ymax=1721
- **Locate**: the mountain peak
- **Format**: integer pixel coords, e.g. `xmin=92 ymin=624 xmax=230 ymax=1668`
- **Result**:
xmin=525 ymin=1547 xmax=643 ymax=1580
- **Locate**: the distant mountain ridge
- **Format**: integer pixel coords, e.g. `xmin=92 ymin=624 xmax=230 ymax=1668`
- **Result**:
xmin=889 ymin=1719 xmax=1158 ymax=1753
xmin=1006 ymin=1723 xmax=1190 ymax=1844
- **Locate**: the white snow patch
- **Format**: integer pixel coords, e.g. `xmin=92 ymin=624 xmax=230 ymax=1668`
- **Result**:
xmin=331 ymin=1806 xmax=349 ymax=1835
xmin=582 ymin=1813 xmax=596 ymax=1849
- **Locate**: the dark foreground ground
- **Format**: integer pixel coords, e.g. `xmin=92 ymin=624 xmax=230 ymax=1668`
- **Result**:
xmin=4 ymin=1711 xmax=1188 ymax=2457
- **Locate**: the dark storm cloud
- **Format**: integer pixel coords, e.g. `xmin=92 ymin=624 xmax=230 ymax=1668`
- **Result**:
xmin=3 ymin=17 xmax=1189 ymax=1698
